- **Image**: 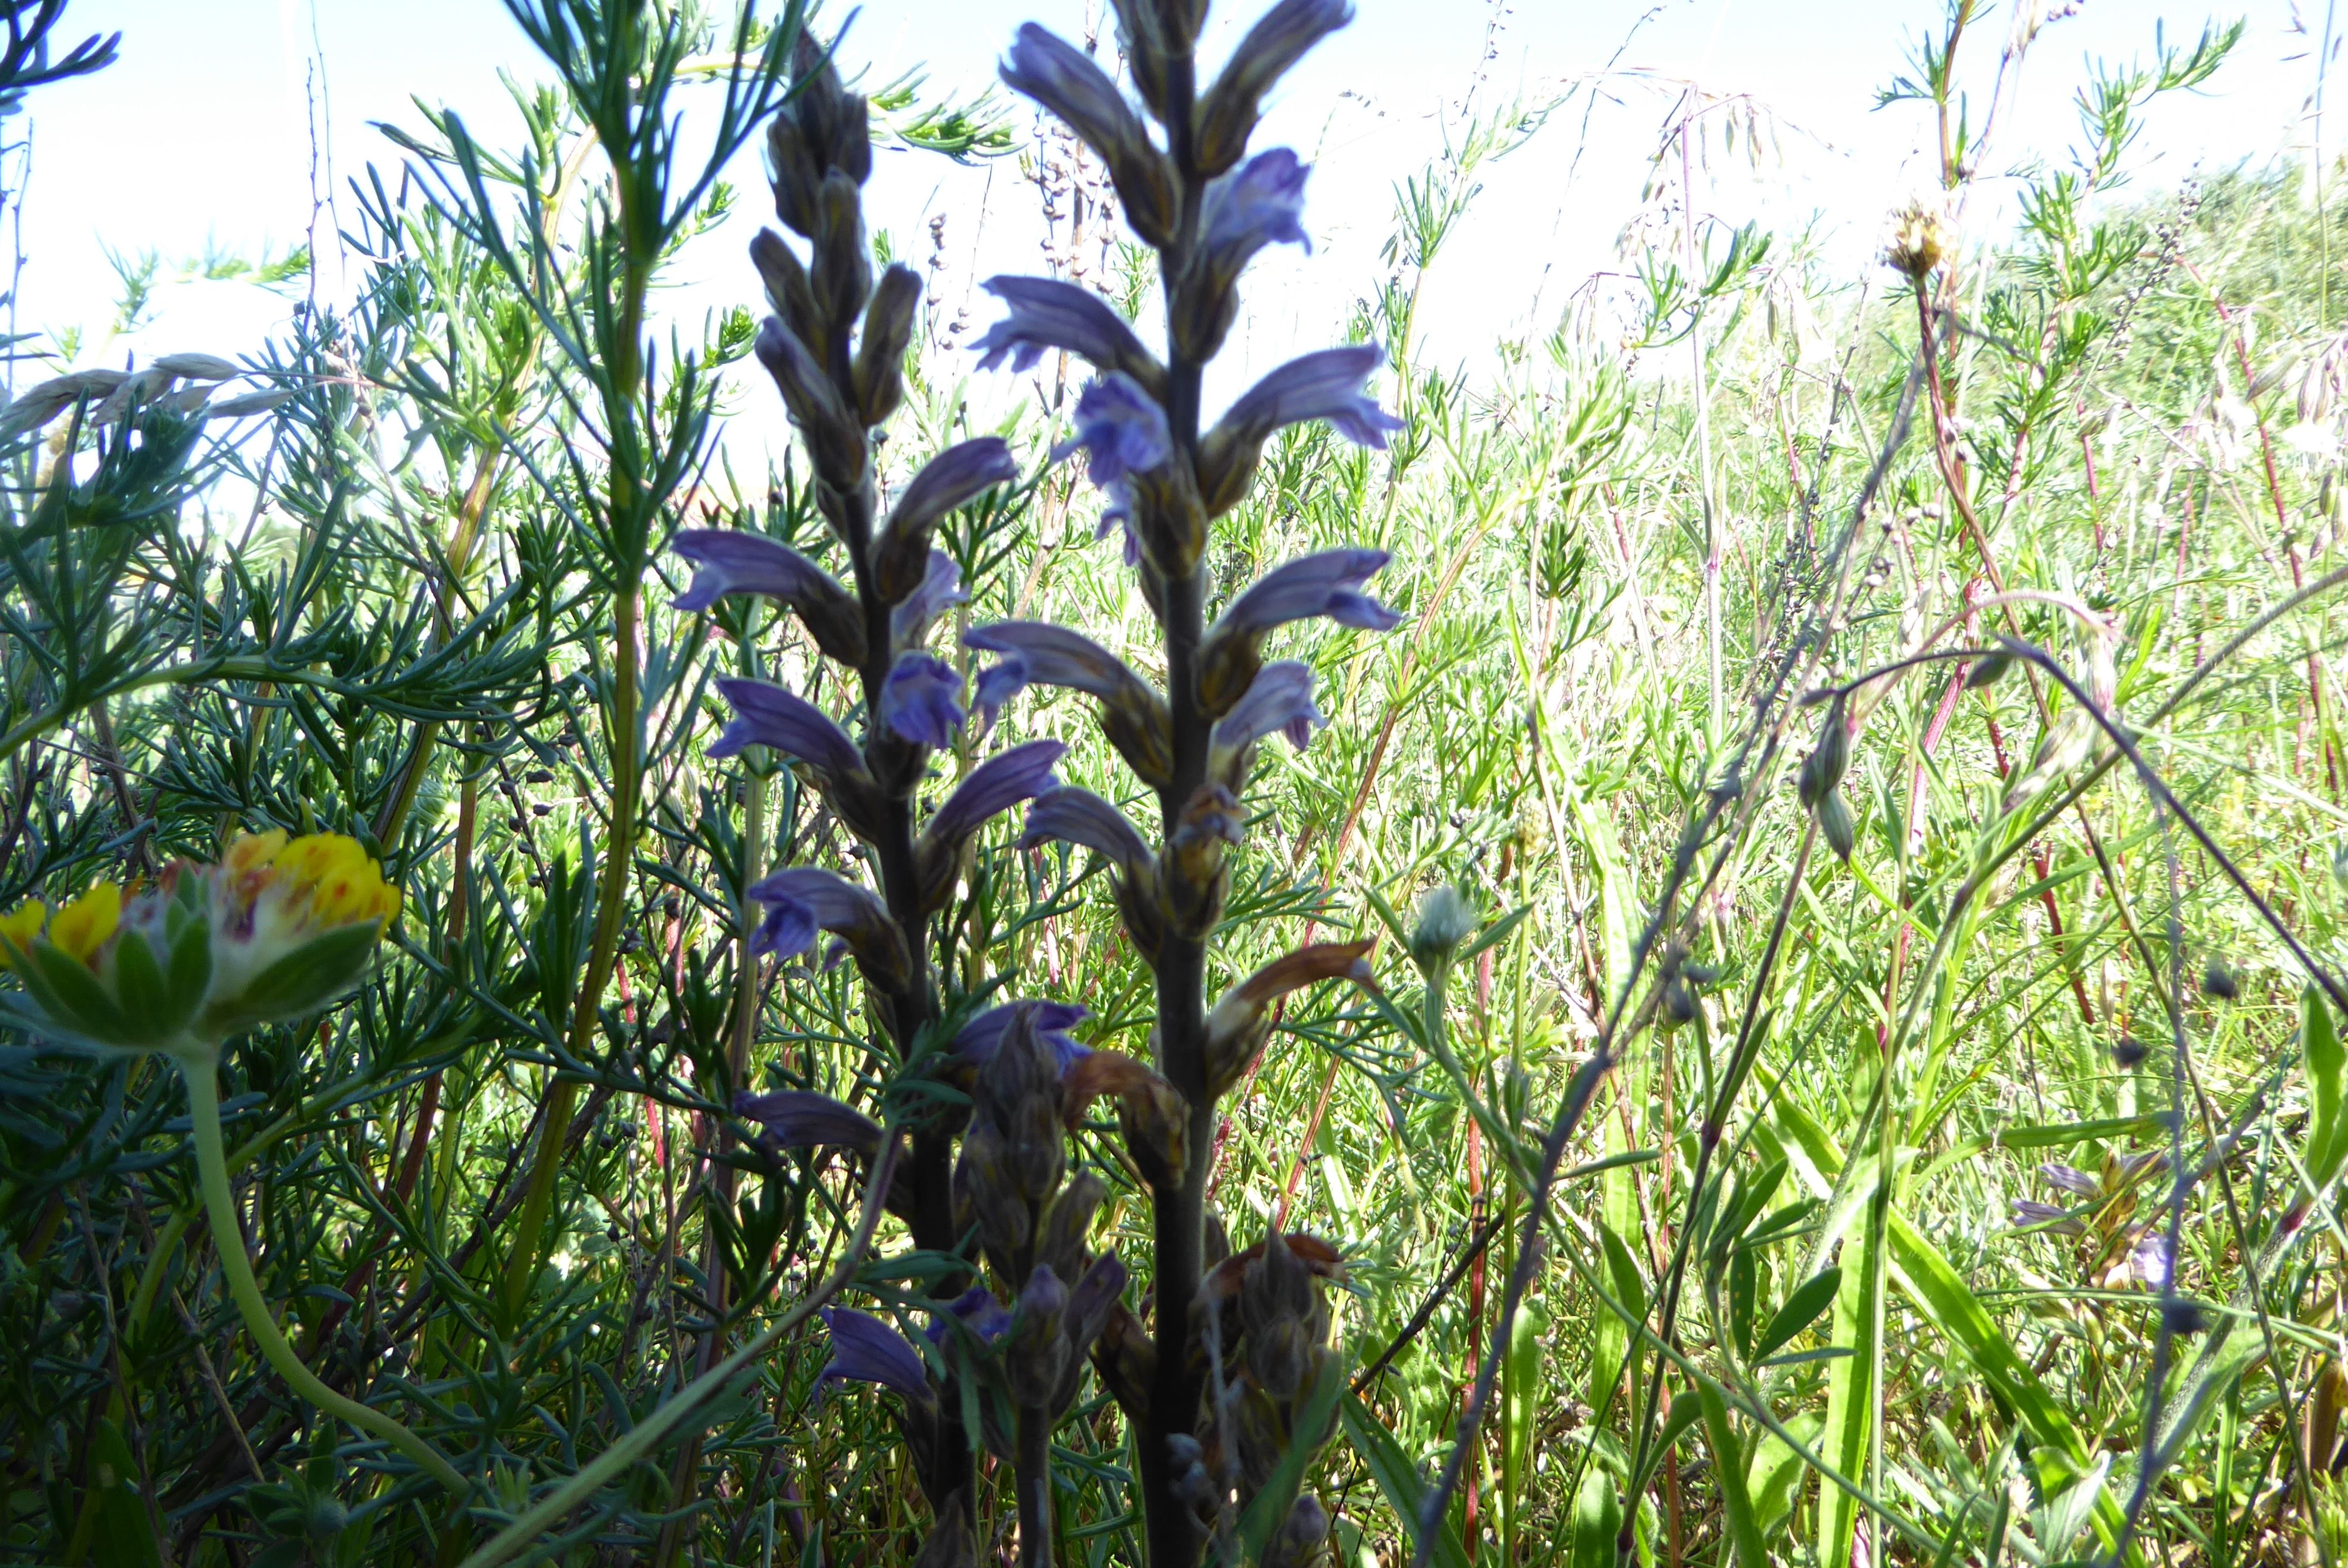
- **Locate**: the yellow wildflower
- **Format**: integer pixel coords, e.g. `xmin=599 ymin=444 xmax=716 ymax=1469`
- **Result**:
xmin=0 ymin=899 xmax=45 ymax=969
xmin=48 ymin=884 xmax=122 ymax=964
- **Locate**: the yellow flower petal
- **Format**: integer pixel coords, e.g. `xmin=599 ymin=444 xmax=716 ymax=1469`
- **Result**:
xmin=49 ymin=884 xmax=122 ymax=965
xmin=0 ymin=900 xmax=45 ymax=971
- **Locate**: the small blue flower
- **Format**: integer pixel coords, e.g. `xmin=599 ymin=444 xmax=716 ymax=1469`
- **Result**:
xmin=1215 ymin=548 xmax=1403 ymax=640
xmin=2131 ymin=1231 xmax=2175 ymax=1290
xmin=1217 ymin=344 xmax=1404 ymax=450
xmin=890 ymin=550 xmax=970 ymax=646
xmin=892 ymin=438 xmax=1018 ymax=528
xmin=819 ymin=1307 xmax=932 ymax=1401
xmin=954 ymin=1001 xmax=1091 ymax=1073
xmin=2008 ymin=1199 xmax=2086 ymax=1237
xmin=1051 ymin=373 xmax=1172 ymax=492
xmin=964 ymin=621 xmax=1151 ymax=714
xmin=1210 ymin=660 xmax=1327 ymax=756
xmin=972 ymin=276 xmax=1155 ymax=380
xmin=881 ymin=653 xmax=967 ymax=749
xmin=1202 ymin=148 xmax=1312 ymax=270
xmin=733 ymin=1089 xmax=882 ymax=1154
xmin=925 ymin=739 xmax=1068 ymax=849
xmin=924 ymin=1284 xmax=1013 ymax=1349
xmin=711 ymin=679 xmax=868 ymax=779
xmin=2037 ymin=1162 xmax=2099 ymax=1198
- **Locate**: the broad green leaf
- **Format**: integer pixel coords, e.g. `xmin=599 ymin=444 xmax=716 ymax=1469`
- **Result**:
xmin=1752 ymin=1265 xmax=1841 ymax=1366
xmin=1569 ymin=1461 xmax=1621 ymax=1568
xmin=1696 ymin=1377 xmax=1767 ymax=1568
xmin=2305 ymin=984 xmax=2344 ymax=1188
xmin=1339 ymin=1395 xmax=1471 ymax=1568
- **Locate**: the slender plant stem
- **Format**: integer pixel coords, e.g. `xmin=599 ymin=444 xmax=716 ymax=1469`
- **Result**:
xmin=176 ymin=1051 xmax=471 ymax=1501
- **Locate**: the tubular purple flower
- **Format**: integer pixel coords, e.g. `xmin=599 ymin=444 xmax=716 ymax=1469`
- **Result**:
xmin=926 ymin=1284 xmax=1014 ymax=1349
xmin=2038 ymin=1162 xmax=2099 ymax=1198
xmin=926 ymin=739 xmax=1068 ymax=850
xmin=875 ymin=438 xmax=1019 ymax=602
xmin=882 ymin=653 xmax=967 ymax=749
xmin=710 ymin=678 xmax=867 ymax=780
xmin=1211 ymin=660 xmax=1327 ymax=757
xmin=964 ymin=620 xmax=1172 ymax=786
xmin=819 ymin=1307 xmax=933 ymax=1401
xmin=747 ymin=867 xmax=909 ymax=983
xmin=1203 ymin=148 xmax=1313 ymax=264
xmin=1019 ymin=787 xmax=1154 ymax=883
xmin=955 ymin=1001 xmax=1091 ymax=1073
xmin=733 ymin=1089 xmax=882 ymax=1153
xmin=755 ymin=317 xmax=864 ymax=486
xmin=890 ymin=549 xmax=970 ymax=646
xmin=1052 ymin=373 xmax=1173 ymax=492
xmin=971 ymin=276 xmax=1163 ymax=394
xmin=671 ymin=531 xmax=863 ymax=662
xmin=2131 ymin=1231 xmax=2175 ymax=1289
xmin=998 ymin=26 xmax=1178 ymax=245
xmin=1195 ymin=0 xmax=1356 ymax=175
xmin=1219 ymin=345 xmax=1404 ymax=450
xmin=2008 ymin=1199 xmax=2087 ymax=1237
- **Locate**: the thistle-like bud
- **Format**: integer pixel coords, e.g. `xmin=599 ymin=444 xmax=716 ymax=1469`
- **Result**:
xmin=1798 ymin=694 xmax=1848 ymax=809
xmin=1165 ymin=783 xmax=1244 ymax=936
xmin=854 ymin=265 xmax=923 ymax=427
xmin=1885 ymin=197 xmax=1950 ymax=281
xmin=1408 ymin=884 xmax=1475 ymax=976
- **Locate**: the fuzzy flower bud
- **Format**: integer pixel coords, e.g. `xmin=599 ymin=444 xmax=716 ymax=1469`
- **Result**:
xmin=1408 ymin=884 xmax=1476 ymax=976
xmin=1885 ymin=197 xmax=1951 ymax=281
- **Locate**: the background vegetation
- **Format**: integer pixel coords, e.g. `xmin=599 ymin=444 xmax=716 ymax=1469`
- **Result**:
xmin=3 ymin=1 xmax=2346 ymax=1565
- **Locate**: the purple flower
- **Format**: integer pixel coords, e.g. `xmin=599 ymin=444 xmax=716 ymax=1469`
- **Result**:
xmin=733 ymin=1089 xmax=882 ymax=1154
xmin=1194 ymin=0 xmax=1357 ymax=175
xmin=819 ymin=1307 xmax=932 ymax=1401
xmin=964 ymin=621 xmax=1157 ymax=718
xmin=1215 ymin=344 xmax=1404 ymax=451
xmin=1020 ymin=787 xmax=1154 ymax=883
xmin=972 ymin=276 xmax=1158 ymax=384
xmin=2008 ymin=1199 xmax=2086 ymax=1237
xmin=1216 ymin=549 xmax=1403 ymax=640
xmin=954 ymin=1001 xmax=1091 ymax=1073
xmin=672 ymin=529 xmax=852 ymax=620
xmin=746 ymin=867 xmax=907 ymax=982
xmin=882 ymin=653 xmax=967 ymax=748
xmin=890 ymin=550 xmax=969 ymax=646
xmin=1211 ymin=660 xmax=1327 ymax=755
xmin=875 ymin=440 xmax=1018 ymax=600
xmin=2037 ymin=1163 xmax=2099 ymax=1198
xmin=710 ymin=679 xmax=867 ymax=779
xmin=925 ymin=1284 xmax=1013 ymax=1349
xmin=924 ymin=739 xmax=1068 ymax=849
xmin=1051 ymin=373 xmax=1173 ymax=492
xmin=1202 ymin=148 xmax=1312 ymax=271
xmin=2131 ymin=1231 xmax=2175 ymax=1290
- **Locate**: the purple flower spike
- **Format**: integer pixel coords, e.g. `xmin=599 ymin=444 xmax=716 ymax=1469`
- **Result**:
xmin=1217 ymin=548 xmax=1402 ymax=640
xmin=1217 ymin=344 xmax=1404 ymax=451
xmin=964 ymin=622 xmax=1149 ymax=708
xmin=1052 ymin=373 xmax=1173 ymax=492
xmin=1212 ymin=660 xmax=1327 ymax=756
xmin=882 ymin=653 xmax=967 ymax=748
xmin=2037 ymin=1163 xmax=2099 ymax=1198
xmin=890 ymin=550 xmax=969 ymax=645
xmin=925 ymin=739 xmax=1068 ymax=849
xmin=972 ymin=276 xmax=1159 ymax=387
xmin=747 ymin=867 xmax=907 ymax=982
xmin=925 ymin=1284 xmax=1014 ymax=1349
xmin=1203 ymin=148 xmax=1312 ymax=268
xmin=875 ymin=440 xmax=1018 ymax=600
xmin=1020 ymin=787 xmax=1154 ymax=881
xmin=733 ymin=1089 xmax=882 ymax=1153
xmin=955 ymin=1001 xmax=1091 ymax=1073
xmin=711 ymin=678 xmax=867 ymax=778
xmin=819 ymin=1307 xmax=932 ymax=1401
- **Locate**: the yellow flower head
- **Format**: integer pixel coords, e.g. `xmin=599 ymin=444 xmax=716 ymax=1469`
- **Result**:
xmin=0 ymin=899 xmax=46 ymax=970
xmin=48 ymin=884 xmax=122 ymax=965
xmin=220 ymin=831 xmax=400 ymax=935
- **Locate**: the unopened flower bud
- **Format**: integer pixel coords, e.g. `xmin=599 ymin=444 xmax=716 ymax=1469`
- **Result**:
xmin=1165 ymin=783 xmax=1243 ymax=937
xmin=1408 ymin=884 xmax=1475 ymax=975
xmin=1662 ymin=978 xmax=1697 ymax=1028
xmin=974 ymin=1005 xmax=1067 ymax=1207
xmin=1799 ymin=694 xmax=1849 ymax=809
xmin=853 ymin=265 xmax=922 ymax=426
xmin=1239 ymin=1230 xmax=1330 ymax=1401
xmin=1885 ymin=197 xmax=1949 ymax=281
xmin=1007 ymin=1264 xmax=1072 ymax=1390
xmin=2201 ymin=957 xmax=2239 ymax=1002
xmin=1815 ymin=790 xmax=1856 ymax=864
xmin=1165 ymin=1434 xmax=1215 ymax=1507
xmin=1263 ymin=1495 xmax=1330 ymax=1568
xmin=812 ymin=171 xmax=873 ymax=330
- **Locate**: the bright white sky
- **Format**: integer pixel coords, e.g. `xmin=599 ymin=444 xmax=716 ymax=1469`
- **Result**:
xmin=10 ymin=0 xmax=2342 ymax=431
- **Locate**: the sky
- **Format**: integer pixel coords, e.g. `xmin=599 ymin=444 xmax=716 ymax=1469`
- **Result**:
xmin=8 ymin=0 xmax=2343 ymax=425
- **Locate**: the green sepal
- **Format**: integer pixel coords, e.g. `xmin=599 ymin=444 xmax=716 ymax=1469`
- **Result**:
xmin=110 ymin=929 xmax=173 ymax=1035
xmin=2303 ymin=984 xmax=2344 ymax=1188
xmin=204 ymin=922 xmax=379 ymax=1035
xmin=28 ymin=939 xmax=136 ymax=1045
xmin=166 ymin=917 xmax=213 ymax=1028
